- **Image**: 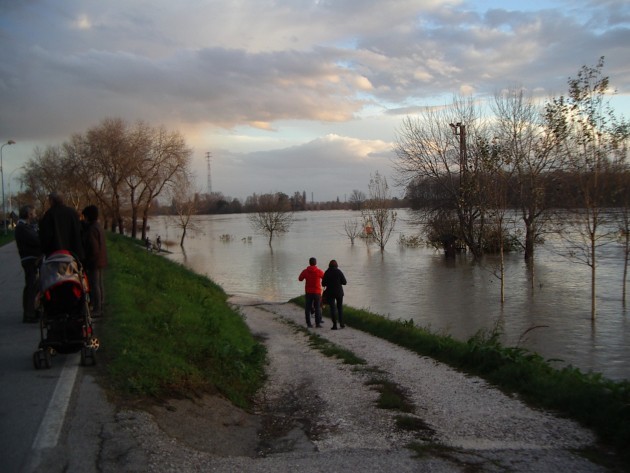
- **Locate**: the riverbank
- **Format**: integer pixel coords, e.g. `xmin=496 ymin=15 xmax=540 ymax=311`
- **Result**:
xmin=37 ymin=298 xmax=611 ymax=472
xmin=2 ymin=234 xmax=625 ymax=471
xmin=78 ymin=295 xmax=616 ymax=472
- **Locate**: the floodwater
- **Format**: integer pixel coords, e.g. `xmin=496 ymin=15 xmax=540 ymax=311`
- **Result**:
xmin=149 ymin=209 xmax=630 ymax=381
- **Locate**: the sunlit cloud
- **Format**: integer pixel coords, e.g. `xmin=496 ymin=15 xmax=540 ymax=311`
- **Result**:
xmin=0 ymin=0 xmax=628 ymax=200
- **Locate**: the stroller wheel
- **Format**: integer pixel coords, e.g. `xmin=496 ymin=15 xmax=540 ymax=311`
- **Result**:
xmin=87 ymin=337 xmax=100 ymax=350
xmin=33 ymin=350 xmax=52 ymax=370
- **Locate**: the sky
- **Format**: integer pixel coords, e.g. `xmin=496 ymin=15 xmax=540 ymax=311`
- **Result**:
xmin=1 ymin=0 xmax=629 ymax=202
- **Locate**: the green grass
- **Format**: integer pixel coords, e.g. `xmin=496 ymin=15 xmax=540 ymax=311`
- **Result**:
xmin=0 ymin=229 xmax=14 ymax=247
xmin=291 ymin=295 xmax=630 ymax=460
xmin=366 ymin=378 xmax=415 ymax=412
xmin=284 ymin=318 xmax=367 ymax=365
xmin=101 ymin=233 xmax=266 ymax=409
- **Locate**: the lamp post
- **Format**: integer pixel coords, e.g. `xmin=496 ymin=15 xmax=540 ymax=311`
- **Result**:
xmin=1 ymin=139 xmax=16 ymax=235
xmin=8 ymin=166 xmax=23 ymax=217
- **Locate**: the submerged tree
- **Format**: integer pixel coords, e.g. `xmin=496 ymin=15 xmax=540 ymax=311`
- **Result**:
xmin=171 ymin=172 xmax=200 ymax=247
xmin=343 ymin=219 xmax=361 ymax=244
xmin=492 ymin=87 xmax=560 ymax=262
xmin=361 ymin=172 xmax=397 ymax=251
xmin=393 ymin=96 xmax=489 ymax=257
xmin=247 ymin=193 xmax=294 ymax=246
xmin=545 ymin=57 xmax=628 ymax=319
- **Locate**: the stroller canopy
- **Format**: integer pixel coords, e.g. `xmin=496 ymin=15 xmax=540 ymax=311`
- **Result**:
xmin=39 ymin=250 xmax=88 ymax=294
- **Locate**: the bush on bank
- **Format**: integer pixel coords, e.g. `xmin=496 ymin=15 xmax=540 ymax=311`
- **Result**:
xmin=101 ymin=233 xmax=266 ymax=408
xmin=292 ymin=296 xmax=630 ymax=455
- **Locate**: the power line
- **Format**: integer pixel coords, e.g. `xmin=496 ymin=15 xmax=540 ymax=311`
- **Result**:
xmin=206 ymin=151 xmax=212 ymax=194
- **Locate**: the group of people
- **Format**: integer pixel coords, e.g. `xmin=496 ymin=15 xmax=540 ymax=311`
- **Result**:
xmin=14 ymin=192 xmax=108 ymax=323
xmin=298 ymin=257 xmax=347 ymax=330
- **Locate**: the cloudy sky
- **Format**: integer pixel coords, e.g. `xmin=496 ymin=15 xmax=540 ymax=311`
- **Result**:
xmin=1 ymin=0 xmax=629 ymax=202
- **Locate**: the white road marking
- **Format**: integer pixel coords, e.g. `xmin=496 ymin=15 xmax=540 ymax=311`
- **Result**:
xmin=25 ymin=354 xmax=80 ymax=472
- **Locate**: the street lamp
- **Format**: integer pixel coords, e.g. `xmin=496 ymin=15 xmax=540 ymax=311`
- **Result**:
xmin=1 ymin=139 xmax=16 ymax=235
xmin=8 ymin=166 xmax=24 ymax=217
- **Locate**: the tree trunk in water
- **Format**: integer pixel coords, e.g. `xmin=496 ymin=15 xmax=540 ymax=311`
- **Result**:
xmin=524 ymin=225 xmax=535 ymax=262
xmin=180 ymin=227 xmax=187 ymax=247
xmin=500 ymin=244 xmax=505 ymax=304
xmin=591 ymin=240 xmax=596 ymax=321
xmin=623 ymin=230 xmax=629 ymax=308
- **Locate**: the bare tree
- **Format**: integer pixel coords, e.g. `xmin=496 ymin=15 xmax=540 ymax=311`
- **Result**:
xmin=492 ymin=88 xmax=560 ymax=262
xmin=343 ymin=219 xmax=361 ymax=244
xmin=247 ymin=193 xmax=294 ymax=246
xmin=394 ymin=97 xmax=489 ymax=257
xmin=84 ymin=118 xmax=133 ymax=233
xmin=348 ymin=189 xmax=366 ymax=210
xmin=361 ymin=172 xmax=397 ymax=251
xmin=171 ymin=173 xmax=200 ymax=247
xmin=480 ymin=138 xmax=517 ymax=303
xmin=136 ymin=125 xmax=192 ymax=240
xmin=545 ymin=58 xmax=627 ymax=319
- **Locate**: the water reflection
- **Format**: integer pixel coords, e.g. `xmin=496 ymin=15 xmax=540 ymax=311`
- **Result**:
xmin=149 ymin=209 xmax=629 ymax=381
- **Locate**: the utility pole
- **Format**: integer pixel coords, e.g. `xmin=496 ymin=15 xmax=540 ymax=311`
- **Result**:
xmin=206 ymin=152 xmax=212 ymax=194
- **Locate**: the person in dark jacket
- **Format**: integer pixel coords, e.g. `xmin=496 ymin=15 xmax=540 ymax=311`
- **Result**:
xmin=81 ymin=205 xmax=108 ymax=317
xmin=15 ymin=205 xmax=42 ymax=323
xmin=322 ymin=259 xmax=347 ymax=330
xmin=39 ymin=192 xmax=85 ymax=261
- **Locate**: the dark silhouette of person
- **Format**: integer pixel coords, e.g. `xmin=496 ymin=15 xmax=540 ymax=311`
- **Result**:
xmin=39 ymin=192 xmax=85 ymax=261
xmin=15 ymin=205 xmax=42 ymax=323
xmin=298 ymin=257 xmax=324 ymax=328
xmin=322 ymin=259 xmax=347 ymax=330
xmin=81 ymin=205 xmax=108 ymax=317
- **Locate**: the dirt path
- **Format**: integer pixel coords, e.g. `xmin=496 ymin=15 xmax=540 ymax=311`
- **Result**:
xmin=135 ymin=296 xmax=610 ymax=472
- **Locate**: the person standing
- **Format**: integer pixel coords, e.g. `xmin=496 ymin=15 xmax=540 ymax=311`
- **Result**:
xmin=322 ymin=259 xmax=347 ymax=330
xmin=39 ymin=192 xmax=85 ymax=261
xmin=298 ymin=257 xmax=324 ymax=328
xmin=15 ymin=205 xmax=42 ymax=323
xmin=81 ymin=205 xmax=108 ymax=317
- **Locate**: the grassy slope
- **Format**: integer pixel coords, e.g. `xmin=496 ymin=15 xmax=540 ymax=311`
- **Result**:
xmin=13 ymin=231 xmax=624 ymax=461
xmin=101 ymin=233 xmax=266 ymax=408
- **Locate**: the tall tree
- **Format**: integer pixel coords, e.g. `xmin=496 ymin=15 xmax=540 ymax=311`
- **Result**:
xmin=394 ymin=97 xmax=489 ymax=257
xmin=349 ymin=189 xmax=366 ymax=210
xmin=170 ymin=172 xmax=200 ymax=247
xmin=492 ymin=88 xmax=560 ymax=262
xmin=545 ymin=57 xmax=627 ymax=319
xmin=84 ymin=118 xmax=133 ymax=233
xmin=361 ymin=172 xmax=397 ymax=252
xmin=138 ymin=126 xmax=192 ymax=240
xmin=247 ymin=193 xmax=294 ymax=246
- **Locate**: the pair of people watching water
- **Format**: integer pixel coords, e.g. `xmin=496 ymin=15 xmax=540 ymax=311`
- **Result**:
xmin=298 ymin=257 xmax=347 ymax=330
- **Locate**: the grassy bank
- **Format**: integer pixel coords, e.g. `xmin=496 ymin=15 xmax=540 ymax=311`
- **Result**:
xmin=94 ymin=232 xmax=629 ymax=460
xmin=101 ymin=233 xmax=266 ymax=408
xmin=0 ymin=229 xmax=14 ymax=247
xmin=291 ymin=296 xmax=630 ymax=458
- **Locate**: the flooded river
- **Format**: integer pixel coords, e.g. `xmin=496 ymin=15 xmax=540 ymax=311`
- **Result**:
xmin=149 ymin=209 xmax=630 ymax=381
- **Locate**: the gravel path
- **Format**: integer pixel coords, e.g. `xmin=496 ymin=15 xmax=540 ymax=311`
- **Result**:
xmin=68 ymin=297 xmax=610 ymax=472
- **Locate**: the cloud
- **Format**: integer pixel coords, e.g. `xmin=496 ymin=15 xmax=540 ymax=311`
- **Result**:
xmin=202 ymin=134 xmax=396 ymax=201
xmin=0 ymin=0 xmax=628 ymax=201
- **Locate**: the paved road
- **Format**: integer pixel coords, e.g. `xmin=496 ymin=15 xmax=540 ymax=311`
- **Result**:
xmin=0 ymin=242 xmax=86 ymax=472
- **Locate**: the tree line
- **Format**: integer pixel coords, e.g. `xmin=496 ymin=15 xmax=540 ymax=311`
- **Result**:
xmin=394 ymin=58 xmax=629 ymax=315
xmin=20 ymin=118 xmax=192 ymax=241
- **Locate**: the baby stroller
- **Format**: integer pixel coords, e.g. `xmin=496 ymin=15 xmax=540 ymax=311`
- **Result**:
xmin=32 ymin=250 xmax=99 ymax=369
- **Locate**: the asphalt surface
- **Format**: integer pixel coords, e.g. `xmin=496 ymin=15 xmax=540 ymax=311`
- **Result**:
xmin=0 ymin=242 xmax=113 ymax=473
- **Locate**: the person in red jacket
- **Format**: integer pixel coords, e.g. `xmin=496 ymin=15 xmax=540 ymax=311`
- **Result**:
xmin=298 ymin=257 xmax=324 ymax=328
